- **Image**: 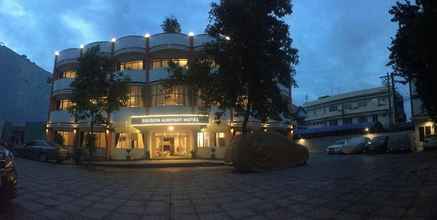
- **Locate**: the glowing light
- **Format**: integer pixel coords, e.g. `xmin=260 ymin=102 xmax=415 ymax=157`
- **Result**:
xmin=45 ymin=128 xmax=49 ymax=133
xmin=105 ymin=129 xmax=110 ymax=134
xmin=298 ymin=138 xmax=305 ymax=144
xmin=365 ymin=127 xmax=369 ymax=132
xmin=188 ymin=32 xmax=195 ymax=37
xmin=168 ymin=126 xmax=174 ymax=131
xmin=80 ymin=44 xmax=84 ymax=49
xmin=111 ymin=37 xmax=116 ymax=42
xmin=73 ymin=129 xmax=77 ymax=134
xmin=144 ymin=33 xmax=150 ymax=38
xmin=225 ymin=36 xmax=231 ymax=41
xmin=230 ymin=128 xmax=234 ymax=133
xmin=131 ymin=114 xmax=208 ymax=118
xmin=132 ymin=123 xmax=208 ymax=127
xmin=263 ymin=128 xmax=268 ymax=132
xmin=54 ymin=51 xmax=59 ymax=56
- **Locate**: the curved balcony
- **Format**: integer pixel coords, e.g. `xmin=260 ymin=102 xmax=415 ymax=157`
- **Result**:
xmin=193 ymin=34 xmax=215 ymax=49
xmin=84 ymin=41 xmax=112 ymax=54
xmin=52 ymin=78 xmax=73 ymax=95
xmin=148 ymin=68 xmax=170 ymax=82
xmin=114 ymin=35 xmax=146 ymax=55
xmin=49 ymin=111 xmax=74 ymax=124
xmin=120 ymin=70 xmax=146 ymax=83
xmin=149 ymin=33 xmax=189 ymax=52
xmin=56 ymin=48 xmax=80 ymax=67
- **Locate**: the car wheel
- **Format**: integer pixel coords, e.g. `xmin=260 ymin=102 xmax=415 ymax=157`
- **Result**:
xmin=39 ymin=154 xmax=48 ymax=162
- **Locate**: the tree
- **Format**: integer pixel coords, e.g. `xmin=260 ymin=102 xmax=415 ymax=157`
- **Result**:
xmin=388 ymin=0 xmax=437 ymax=119
xmin=69 ymin=46 xmax=129 ymax=160
xmin=167 ymin=0 xmax=299 ymax=135
xmin=161 ymin=16 xmax=182 ymax=33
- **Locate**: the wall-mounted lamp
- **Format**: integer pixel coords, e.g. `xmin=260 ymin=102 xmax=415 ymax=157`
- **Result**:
xmin=168 ymin=126 xmax=174 ymax=131
xmin=144 ymin=33 xmax=150 ymax=38
xmin=80 ymin=44 xmax=84 ymax=49
xmin=188 ymin=32 xmax=195 ymax=37
xmin=54 ymin=51 xmax=59 ymax=56
xmin=106 ymin=129 xmax=110 ymax=134
xmin=73 ymin=129 xmax=77 ymax=134
xmin=111 ymin=37 xmax=116 ymax=42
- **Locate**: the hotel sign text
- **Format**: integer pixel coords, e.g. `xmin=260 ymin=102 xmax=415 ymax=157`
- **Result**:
xmin=131 ymin=115 xmax=209 ymax=126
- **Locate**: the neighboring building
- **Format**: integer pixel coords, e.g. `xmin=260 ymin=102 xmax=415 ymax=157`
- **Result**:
xmin=0 ymin=44 xmax=50 ymax=123
xmin=47 ymin=32 xmax=293 ymax=160
xmin=0 ymin=121 xmax=45 ymax=146
xmin=302 ymin=87 xmax=406 ymax=130
xmin=410 ymin=81 xmax=436 ymax=150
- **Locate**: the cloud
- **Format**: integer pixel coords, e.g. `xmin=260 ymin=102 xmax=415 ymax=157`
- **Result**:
xmin=61 ymin=12 xmax=98 ymax=43
xmin=0 ymin=0 xmax=26 ymax=17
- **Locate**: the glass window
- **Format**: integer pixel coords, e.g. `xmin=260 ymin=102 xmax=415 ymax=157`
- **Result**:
xmin=115 ymin=133 xmax=144 ymax=149
xmin=329 ymin=105 xmax=338 ymax=112
xmin=357 ymin=101 xmax=367 ymax=108
xmin=358 ymin=116 xmax=368 ymax=123
xmin=372 ymin=115 xmax=378 ymax=122
xmin=215 ymin=132 xmax=226 ymax=147
xmin=58 ymin=99 xmax=74 ymax=111
xmin=377 ymin=97 xmax=387 ymax=106
xmin=197 ymin=132 xmax=210 ymax=148
xmin=57 ymin=131 xmax=75 ymax=146
xmin=343 ymin=118 xmax=353 ymax=125
xmin=343 ymin=103 xmax=352 ymax=110
xmin=126 ymin=86 xmax=144 ymax=107
xmin=151 ymin=58 xmax=188 ymax=69
xmin=152 ymin=85 xmax=185 ymax=106
xmin=62 ymin=70 xmax=77 ymax=79
xmin=120 ymin=60 xmax=143 ymax=71
xmin=328 ymin=120 xmax=338 ymax=126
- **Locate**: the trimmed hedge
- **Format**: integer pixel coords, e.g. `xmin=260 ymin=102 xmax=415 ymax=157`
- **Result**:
xmin=225 ymin=131 xmax=309 ymax=172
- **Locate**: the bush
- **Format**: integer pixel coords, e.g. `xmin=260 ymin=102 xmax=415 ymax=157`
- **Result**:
xmin=227 ymin=131 xmax=309 ymax=172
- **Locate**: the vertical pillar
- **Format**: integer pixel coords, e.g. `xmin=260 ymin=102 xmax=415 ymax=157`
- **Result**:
xmin=144 ymin=34 xmax=151 ymax=113
xmin=47 ymin=52 xmax=58 ymax=142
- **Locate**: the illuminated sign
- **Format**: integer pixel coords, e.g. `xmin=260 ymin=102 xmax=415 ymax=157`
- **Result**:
xmin=131 ymin=114 xmax=209 ymax=126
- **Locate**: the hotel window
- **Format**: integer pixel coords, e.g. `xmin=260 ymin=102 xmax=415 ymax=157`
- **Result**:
xmin=56 ymin=131 xmax=75 ymax=146
xmin=197 ymin=132 xmax=210 ymax=148
xmin=151 ymin=58 xmax=188 ymax=69
xmin=372 ymin=115 xmax=378 ymax=122
xmin=215 ymin=132 xmax=226 ymax=147
xmin=81 ymin=132 xmax=106 ymax=148
xmin=343 ymin=103 xmax=352 ymax=110
xmin=126 ymin=86 xmax=144 ymax=107
xmin=328 ymin=120 xmax=338 ymax=126
xmin=58 ymin=99 xmax=74 ymax=111
xmin=62 ymin=70 xmax=77 ymax=79
xmin=153 ymin=85 xmax=185 ymax=106
xmin=120 ymin=60 xmax=143 ymax=71
xmin=115 ymin=133 xmax=144 ymax=149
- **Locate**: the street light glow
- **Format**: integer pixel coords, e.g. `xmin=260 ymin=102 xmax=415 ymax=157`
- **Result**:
xmin=188 ymin=32 xmax=195 ymax=37
xmin=111 ymin=37 xmax=116 ymax=42
xmin=144 ymin=33 xmax=150 ymax=38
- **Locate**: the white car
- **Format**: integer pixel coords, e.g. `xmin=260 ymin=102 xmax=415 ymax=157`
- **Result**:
xmin=341 ymin=137 xmax=369 ymax=154
xmin=326 ymin=140 xmax=347 ymax=154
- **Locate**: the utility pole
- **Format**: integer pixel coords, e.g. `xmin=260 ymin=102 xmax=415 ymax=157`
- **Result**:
xmin=381 ymin=73 xmax=393 ymax=128
xmin=390 ymin=72 xmax=397 ymax=125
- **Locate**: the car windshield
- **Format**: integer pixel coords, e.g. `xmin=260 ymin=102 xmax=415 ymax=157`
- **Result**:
xmin=335 ymin=140 xmax=345 ymax=145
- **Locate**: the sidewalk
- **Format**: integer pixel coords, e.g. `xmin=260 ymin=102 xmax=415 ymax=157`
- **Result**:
xmin=84 ymin=159 xmax=226 ymax=168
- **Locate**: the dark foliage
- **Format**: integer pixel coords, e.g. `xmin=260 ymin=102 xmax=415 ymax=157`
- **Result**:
xmin=161 ymin=16 xmax=182 ymax=33
xmin=388 ymin=0 xmax=437 ymax=119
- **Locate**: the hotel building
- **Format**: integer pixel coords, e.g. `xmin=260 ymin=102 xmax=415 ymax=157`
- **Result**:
xmin=47 ymin=32 xmax=293 ymax=160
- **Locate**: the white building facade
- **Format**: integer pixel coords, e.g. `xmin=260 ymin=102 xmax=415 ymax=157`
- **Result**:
xmin=47 ymin=32 xmax=293 ymax=160
xmin=302 ymin=87 xmax=406 ymax=129
xmin=410 ymin=82 xmax=436 ymax=150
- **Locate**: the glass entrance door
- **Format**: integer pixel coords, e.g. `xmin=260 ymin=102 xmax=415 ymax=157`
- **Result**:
xmin=152 ymin=132 xmax=190 ymax=158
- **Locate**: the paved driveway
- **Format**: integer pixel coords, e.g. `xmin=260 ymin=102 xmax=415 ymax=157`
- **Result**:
xmin=1 ymin=152 xmax=437 ymax=220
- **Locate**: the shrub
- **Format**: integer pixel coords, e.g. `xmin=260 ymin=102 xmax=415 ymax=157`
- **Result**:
xmin=228 ymin=131 xmax=309 ymax=172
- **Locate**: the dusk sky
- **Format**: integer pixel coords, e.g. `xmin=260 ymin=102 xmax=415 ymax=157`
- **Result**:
xmin=0 ymin=0 xmax=410 ymax=116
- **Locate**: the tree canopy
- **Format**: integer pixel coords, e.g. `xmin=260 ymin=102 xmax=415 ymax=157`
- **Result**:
xmin=168 ymin=0 xmax=298 ymax=134
xmin=69 ymin=46 xmax=129 ymax=156
xmin=161 ymin=16 xmax=182 ymax=33
xmin=388 ymin=0 xmax=437 ymax=119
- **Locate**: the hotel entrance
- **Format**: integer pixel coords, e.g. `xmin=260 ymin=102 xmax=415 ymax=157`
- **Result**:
xmin=152 ymin=132 xmax=192 ymax=159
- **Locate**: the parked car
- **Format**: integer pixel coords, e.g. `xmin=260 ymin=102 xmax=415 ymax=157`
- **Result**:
xmin=326 ymin=140 xmax=347 ymax=154
xmin=387 ymin=134 xmax=412 ymax=153
xmin=423 ymin=135 xmax=437 ymax=151
xmin=365 ymin=136 xmax=389 ymax=154
xmin=17 ymin=140 xmax=69 ymax=163
xmin=341 ymin=137 xmax=369 ymax=154
xmin=0 ymin=145 xmax=17 ymax=202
